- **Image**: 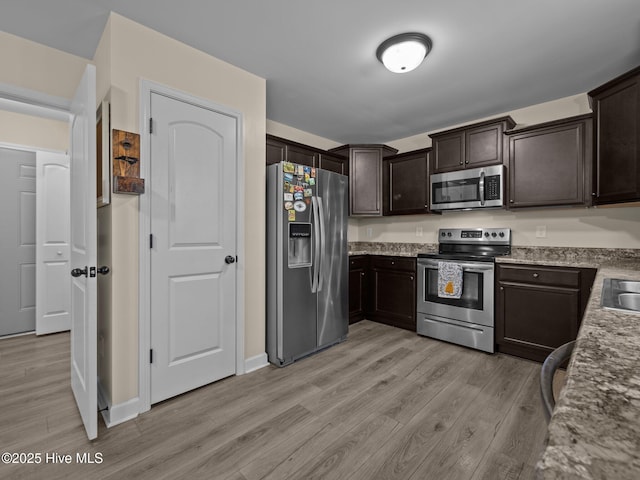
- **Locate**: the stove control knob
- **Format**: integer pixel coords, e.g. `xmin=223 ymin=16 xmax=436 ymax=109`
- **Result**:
xmin=491 ymin=232 xmax=497 ymax=237
xmin=499 ymin=232 xmax=505 ymax=237
xmin=441 ymin=232 xmax=446 ymax=237
xmin=484 ymin=232 xmax=489 ymax=237
xmin=447 ymin=232 xmax=452 ymax=237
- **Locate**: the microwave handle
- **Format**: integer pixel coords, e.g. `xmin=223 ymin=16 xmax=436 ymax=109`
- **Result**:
xmin=479 ymin=171 xmax=485 ymax=206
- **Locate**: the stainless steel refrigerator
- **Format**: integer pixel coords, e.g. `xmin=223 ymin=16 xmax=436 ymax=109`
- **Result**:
xmin=266 ymin=161 xmax=348 ymax=367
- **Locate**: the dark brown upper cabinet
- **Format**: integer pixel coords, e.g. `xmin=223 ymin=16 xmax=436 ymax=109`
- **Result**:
xmin=318 ymin=152 xmax=348 ymax=175
xmin=429 ymin=116 xmax=516 ymax=173
xmin=588 ymin=65 xmax=640 ymax=205
xmin=330 ymin=144 xmax=398 ymax=216
xmin=383 ymin=148 xmax=431 ymax=215
xmin=266 ymin=134 xmax=347 ymax=173
xmin=505 ymin=114 xmax=592 ymax=209
xmin=266 ymin=136 xmax=286 ymax=165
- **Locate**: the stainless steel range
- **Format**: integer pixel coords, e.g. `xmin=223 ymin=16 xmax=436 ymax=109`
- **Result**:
xmin=416 ymin=228 xmax=511 ymax=353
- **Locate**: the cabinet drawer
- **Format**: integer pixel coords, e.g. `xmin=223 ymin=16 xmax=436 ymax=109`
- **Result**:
xmin=349 ymin=255 xmax=368 ymax=270
xmin=370 ymin=256 xmax=416 ymax=272
xmin=498 ymin=264 xmax=580 ymax=288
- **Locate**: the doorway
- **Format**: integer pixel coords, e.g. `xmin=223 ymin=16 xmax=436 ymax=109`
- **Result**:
xmin=0 ymin=147 xmax=36 ymax=336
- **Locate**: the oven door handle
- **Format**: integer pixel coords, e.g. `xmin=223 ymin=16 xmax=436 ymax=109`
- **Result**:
xmin=421 ymin=263 xmax=493 ymax=272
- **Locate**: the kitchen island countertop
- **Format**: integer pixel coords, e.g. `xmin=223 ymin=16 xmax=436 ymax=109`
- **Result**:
xmin=497 ymin=248 xmax=640 ymax=480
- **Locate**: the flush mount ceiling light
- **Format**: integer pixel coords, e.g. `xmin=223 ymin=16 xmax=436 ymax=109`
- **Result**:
xmin=376 ymin=32 xmax=432 ymax=73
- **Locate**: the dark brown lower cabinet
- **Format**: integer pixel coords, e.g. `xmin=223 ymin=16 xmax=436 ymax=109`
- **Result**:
xmin=348 ymin=256 xmax=368 ymax=324
xmin=368 ymin=256 xmax=416 ymax=332
xmin=348 ymin=255 xmax=417 ymax=331
xmin=495 ymin=263 xmax=596 ymax=362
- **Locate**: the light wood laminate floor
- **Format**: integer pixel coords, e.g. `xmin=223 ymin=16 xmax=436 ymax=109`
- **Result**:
xmin=0 ymin=320 xmax=548 ymax=480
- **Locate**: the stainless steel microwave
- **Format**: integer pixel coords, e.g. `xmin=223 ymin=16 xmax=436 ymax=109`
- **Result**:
xmin=430 ymin=165 xmax=505 ymax=211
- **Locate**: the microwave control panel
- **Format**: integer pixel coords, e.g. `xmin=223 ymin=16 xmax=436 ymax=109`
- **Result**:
xmin=485 ymin=175 xmax=501 ymax=200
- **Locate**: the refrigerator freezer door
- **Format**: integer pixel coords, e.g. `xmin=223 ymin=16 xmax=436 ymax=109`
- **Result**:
xmin=316 ymin=169 xmax=348 ymax=348
xmin=266 ymin=162 xmax=317 ymax=366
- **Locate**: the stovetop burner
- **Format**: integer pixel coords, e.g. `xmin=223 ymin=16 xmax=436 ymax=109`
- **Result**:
xmin=423 ymin=227 xmax=512 ymax=260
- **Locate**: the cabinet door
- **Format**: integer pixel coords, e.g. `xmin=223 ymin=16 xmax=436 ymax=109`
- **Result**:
xmin=266 ymin=137 xmax=286 ymax=165
xmin=496 ymin=282 xmax=579 ymax=362
xmin=508 ymin=118 xmax=591 ymax=208
xmin=432 ymin=131 xmax=465 ymax=173
xmin=350 ymin=148 xmax=382 ymax=216
xmin=592 ymin=75 xmax=640 ymax=204
xmin=370 ymin=266 xmax=416 ymax=331
xmin=383 ymin=151 xmax=429 ymax=215
xmin=466 ymin=122 xmax=505 ymax=168
xmin=319 ymin=153 xmax=347 ymax=175
xmin=287 ymin=144 xmax=317 ymax=168
xmin=349 ymin=257 xmax=367 ymax=324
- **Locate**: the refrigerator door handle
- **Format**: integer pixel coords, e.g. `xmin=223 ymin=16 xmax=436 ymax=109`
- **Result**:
xmin=311 ymin=196 xmax=320 ymax=293
xmin=317 ymin=196 xmax=326 ymax=292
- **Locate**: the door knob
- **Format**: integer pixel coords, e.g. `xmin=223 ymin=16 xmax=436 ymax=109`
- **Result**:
xmin=97 ymin=266 xmax=110 ymax=275
xmin=71 ymin=267 xmax=88 ymax=277
xmin=225 ymin=255 xmax=236 ymax=264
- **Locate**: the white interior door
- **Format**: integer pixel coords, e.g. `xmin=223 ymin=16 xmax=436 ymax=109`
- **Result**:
xmin=0 ymin=148 xmax=36 ymax=337
xmin=69 ymin=65 xmax=97 ymax=440
xmin=150 ymin=92 xmax=237 ymax=404
xmin=36 ymin=152 xmax=71 ymax=335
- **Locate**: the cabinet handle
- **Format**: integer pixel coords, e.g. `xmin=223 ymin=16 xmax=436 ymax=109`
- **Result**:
xmin=533 ymin=273 xmax=539 ymax=278
xmin=410 ymin=276 xmax=414 ymax=280
xmin=391 ymin=261 xmax=395 ymax=265
xmin=459 ymin=161 xmax=463 ymax=165
xmin=465 ymin=160 xmax=469 ymax=164
xmin=361 ymin=272 xmax=365 ymax=277
xmin=509 ymin=199 xmax=514 ymax=203
xmin=500 ymin=286 xmax=504 ymax=290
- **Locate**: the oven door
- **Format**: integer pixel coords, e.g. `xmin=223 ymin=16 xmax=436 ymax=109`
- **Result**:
xmin=417 ymin=258 xmax=494 ymax=327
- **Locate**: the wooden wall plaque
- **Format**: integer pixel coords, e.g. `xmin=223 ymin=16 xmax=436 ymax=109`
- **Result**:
xmin=112 ymin=129 xmax=144 ymax=194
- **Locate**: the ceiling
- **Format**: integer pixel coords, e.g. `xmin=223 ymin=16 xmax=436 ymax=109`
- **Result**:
xmin=1 ymin=0 xmax=639 ymax=144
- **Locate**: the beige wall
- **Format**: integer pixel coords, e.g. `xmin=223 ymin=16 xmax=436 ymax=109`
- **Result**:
xmin=0 ymin=30 xmax=88 ymax=152
xmin=97 ymin=14 xmax=266 ymax=405
xmin=267 ymin=119 xmax=342 ymax=150
xmin=354 ymin=207 xmax=640 ymax=248
xmin=0 ymin=111 xmax=69 ymax=152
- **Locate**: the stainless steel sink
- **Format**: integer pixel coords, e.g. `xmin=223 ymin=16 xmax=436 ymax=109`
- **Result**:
xmin=616 ymin=281 xmax=640 ymax=294
xmin=618 ymin=293 xmax=640 ymax=311
xmin=602 ymin=279 xmax=640 ymax=313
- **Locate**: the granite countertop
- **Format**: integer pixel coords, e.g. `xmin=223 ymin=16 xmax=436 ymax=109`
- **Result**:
xmin=348 ymin=241 xmax=437 ymax=258
xmin=519 ymin=250 xmax=640 ymax=480
xmin=349 ymin=242 xmax=640 ymax=478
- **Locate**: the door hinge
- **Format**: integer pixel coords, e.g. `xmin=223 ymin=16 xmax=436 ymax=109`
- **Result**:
xmin=150 ymin=349 xmax=153 ymax=364
xmin=149 ymin=117 xmax=153 ymax=134
xmin=149 ymin=234 xmax=153 ymax=249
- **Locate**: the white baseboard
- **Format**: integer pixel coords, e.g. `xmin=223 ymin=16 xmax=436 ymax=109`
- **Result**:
xmin=97 ymin=380 xmax=139 ymax=428
xmin=244 ymin=352 xmax=269 ymax=373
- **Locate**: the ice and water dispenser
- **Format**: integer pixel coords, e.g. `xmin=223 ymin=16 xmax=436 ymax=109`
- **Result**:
xmin=288 ymin=222 xmax=312 ymax=268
